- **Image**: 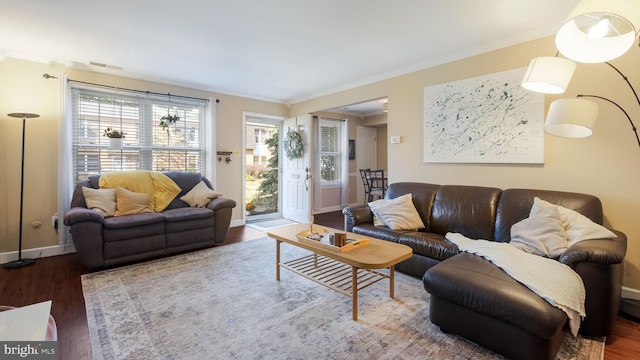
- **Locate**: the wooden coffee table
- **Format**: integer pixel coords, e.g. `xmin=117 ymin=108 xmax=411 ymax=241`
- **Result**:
xmin=267 ymin=223 xmax=412 ymax=320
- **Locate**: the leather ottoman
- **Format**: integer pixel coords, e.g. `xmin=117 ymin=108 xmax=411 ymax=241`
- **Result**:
xmin=423 ymin=253 xmax=567 ymax=360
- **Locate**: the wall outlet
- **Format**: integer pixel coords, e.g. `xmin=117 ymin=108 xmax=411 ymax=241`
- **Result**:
xmin=52 ymin=214 xmax=58 ymax=228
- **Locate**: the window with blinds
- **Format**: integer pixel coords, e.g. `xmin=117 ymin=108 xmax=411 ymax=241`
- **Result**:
xmin=319 ymin=120 xmax=342 ymax=182
xmin=71 ymin=87 xmax=207 ymax=182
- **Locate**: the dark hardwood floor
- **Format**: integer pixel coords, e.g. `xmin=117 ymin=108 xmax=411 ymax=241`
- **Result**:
xmin=0 ymin=211 xmax=637 ymax=359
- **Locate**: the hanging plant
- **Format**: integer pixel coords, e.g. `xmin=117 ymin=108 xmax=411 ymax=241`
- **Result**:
xmin=103 ymin=127 xmax=126 ymax=138
xmin=284 ymin=128 xmax=303 ymax=159
xmin=160 ymin=114 xmax=180 ymax=136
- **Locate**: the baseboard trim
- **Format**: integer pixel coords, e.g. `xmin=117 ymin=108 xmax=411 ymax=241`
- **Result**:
xmin=315 ymin=206 xmax=343 ymax=214
xmin=622 ymin=286 xmax=640 ymax=301
xmin=230 ymin=219 xmax=245 ymax=228
xmin=0 ymin=244 xmax=77 ymax=265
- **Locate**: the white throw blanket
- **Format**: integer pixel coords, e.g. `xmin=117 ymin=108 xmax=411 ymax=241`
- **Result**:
xmin=445 ymin=232 xmax=586 ymax=336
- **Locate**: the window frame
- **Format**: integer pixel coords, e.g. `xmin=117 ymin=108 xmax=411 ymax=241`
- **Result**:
xmin=69 ymin=86 xmax=209 ymax=182
xmin=318 ymin=119 xmax=343 ymax=184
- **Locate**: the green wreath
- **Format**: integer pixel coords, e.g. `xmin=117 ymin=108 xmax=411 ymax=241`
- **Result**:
xmin=284 ymin=128 xmax=304 ymax=159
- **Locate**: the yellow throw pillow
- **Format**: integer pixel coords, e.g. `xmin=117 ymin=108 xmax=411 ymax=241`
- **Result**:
xmin=82 ymin=187 xmax=116 ymax=217
xmin=115 ymin=187 xmax=153 ymax=216
xmin=180 ymin=181 xmax=223 ymax=208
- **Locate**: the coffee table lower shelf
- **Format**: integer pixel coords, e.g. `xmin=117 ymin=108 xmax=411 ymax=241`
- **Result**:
xmin=279 ymin=253 xmax=391 ymax=320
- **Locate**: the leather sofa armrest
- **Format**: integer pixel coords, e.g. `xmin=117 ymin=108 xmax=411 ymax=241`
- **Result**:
xmin=206 ymin=197 xmax=237 ymax=211
xmin=342 ymin=205 xmax=373 ymax=232
xmin=559 ymin=229 xmax=627 ymax=268
xmin=63 ymin=207 xmax=106 ymax=269
xmin=63 ymin=207 xmax=105 ymax=226
xmin=207 ymin=197 xmax=236 ymax=243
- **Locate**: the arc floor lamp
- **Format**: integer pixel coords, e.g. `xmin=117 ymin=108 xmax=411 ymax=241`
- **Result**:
xmin=3 ymin=112 xmax=39 ymax=268
xmin=521 ymin=0 xmax=640 ymax=319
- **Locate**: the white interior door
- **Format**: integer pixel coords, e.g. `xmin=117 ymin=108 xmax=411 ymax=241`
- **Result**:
xmin=282 ymin=115 xmax=313 ymax=223
xmin=356 ymin=126 xmax=378 ymax=204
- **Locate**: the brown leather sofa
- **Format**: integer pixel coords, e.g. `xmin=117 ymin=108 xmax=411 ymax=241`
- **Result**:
xmin=343 ymin=182 xmax=626 ymax=360
xmin=64 ymin=171 xmax=236 ymax=269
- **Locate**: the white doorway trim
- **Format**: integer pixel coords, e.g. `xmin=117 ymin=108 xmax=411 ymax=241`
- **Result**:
xmin=356 ymin=126 xmax=378 ymax=205
xmin=242 ymin=112 xmax=285 ymax=224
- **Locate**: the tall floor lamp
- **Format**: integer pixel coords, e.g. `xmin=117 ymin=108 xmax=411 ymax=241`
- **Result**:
xmin=521 ymin=0 xmax=640 ymax=320
xmin=3 ymin=112 xmax=39 ymax=268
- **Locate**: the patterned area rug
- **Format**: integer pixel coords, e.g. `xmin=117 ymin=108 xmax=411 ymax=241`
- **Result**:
xmin=82 ymin=238 xmax=604 ymax=360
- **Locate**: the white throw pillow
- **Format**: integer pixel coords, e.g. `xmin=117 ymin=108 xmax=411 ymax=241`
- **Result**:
xmin=368 ymin=193 xmax=425 ymax=230
xmin=510 ymin=207 xmax=568 ymax=258
xmin=180 ymin=181 xmax=223 ymax=208
xmin=530 ymin=197 xmax=616 ymax=247
xmin=367 ymin=198 xmax=389 ymax=226
xmin=82 ymin=187 xmax=116 ymax=217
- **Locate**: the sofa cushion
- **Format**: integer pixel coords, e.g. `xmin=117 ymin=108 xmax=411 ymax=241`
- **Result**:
xmin=510 ymin=207 xmax=568 ymax=258
xmin=115 ymin=187 xmax=153 ymax=216
xmin=103 ymin=212 xmax=165 ymax=230
xmin=162 ymin=207 xmax=215 ymax=222
xmin=180 ymin=181 xmax=223 ymax=208
xmin=398 ymin=232 xmax=459 ymax=261
xmin=82 ymin=187 xmax=116 ymax=217
xmin=368 ymin=194 xmax=425 ymax=230
xmin=351 ymin=224 xmax=406 ymax=242
xmin=423 ymin=253 xmax=567 ymax=339
xmin=430 ymin=185 xmax=501 ymax=240
xmin=530 ymin=197 xmax=616 ymax=246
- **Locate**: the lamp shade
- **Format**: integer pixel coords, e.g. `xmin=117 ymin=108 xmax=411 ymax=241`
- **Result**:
xmin=521 ymin=57 xmax=576 ymax=94
xmin=545 ymin=98 xmax=599 ymax=138
xmin=556 ymin=0 xmax=640 ymax=63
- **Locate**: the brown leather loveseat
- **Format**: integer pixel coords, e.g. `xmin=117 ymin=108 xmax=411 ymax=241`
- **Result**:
xmin=64 ymin=171 xmax=236 ymax=269
xmin=342 ymin=182 xmax=626 ymax=360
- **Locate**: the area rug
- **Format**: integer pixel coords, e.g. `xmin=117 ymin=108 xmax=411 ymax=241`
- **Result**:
xmin=82 ymin=238 xmax=604 ymax=360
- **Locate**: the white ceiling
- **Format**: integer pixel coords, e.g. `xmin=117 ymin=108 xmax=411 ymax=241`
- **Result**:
xmin=0 ymin=1 xmax=579 ymax=105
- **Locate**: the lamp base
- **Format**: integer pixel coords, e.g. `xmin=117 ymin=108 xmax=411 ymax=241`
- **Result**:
xmin=3 ymin=258 xmax=36 ymax=268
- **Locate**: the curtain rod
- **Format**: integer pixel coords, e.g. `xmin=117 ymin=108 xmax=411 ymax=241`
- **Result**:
xmin=67 ymin=79 xmax=220 ymax=103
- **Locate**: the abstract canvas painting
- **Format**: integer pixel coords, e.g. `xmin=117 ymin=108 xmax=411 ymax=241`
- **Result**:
xmin=423 ymin=67 xmax=544 ymax=164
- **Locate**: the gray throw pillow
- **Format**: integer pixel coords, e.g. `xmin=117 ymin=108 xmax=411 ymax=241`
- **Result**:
xmin=510 ymin=207 xmax=568 ymax=258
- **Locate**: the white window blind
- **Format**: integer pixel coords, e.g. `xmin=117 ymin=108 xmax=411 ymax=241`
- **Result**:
xmin=319 ymin=119 xmax=342 ymax=182
xmin=70 ymin=87 xmax=207 ymax=182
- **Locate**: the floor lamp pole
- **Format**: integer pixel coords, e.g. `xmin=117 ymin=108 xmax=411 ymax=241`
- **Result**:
xmin=3 ymin=112 xmax=39 ymax=268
